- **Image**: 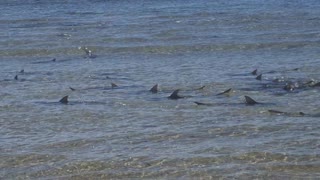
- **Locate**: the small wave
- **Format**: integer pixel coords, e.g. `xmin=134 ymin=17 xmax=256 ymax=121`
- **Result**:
xmin=1 ymin=40 xmax=318 ymax=58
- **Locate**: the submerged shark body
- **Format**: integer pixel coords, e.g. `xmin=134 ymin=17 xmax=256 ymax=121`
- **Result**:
xmin=57 ymin=95 xmax=108 ymax=105
xmin=216 ymin=88 xmax=232 ymax=96
xmin=268 ymin=109 xmax=305 ymax=117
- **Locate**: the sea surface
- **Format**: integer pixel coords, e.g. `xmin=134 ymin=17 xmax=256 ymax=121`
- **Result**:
xmin=1 ymin=0 xmax=320 ymax=179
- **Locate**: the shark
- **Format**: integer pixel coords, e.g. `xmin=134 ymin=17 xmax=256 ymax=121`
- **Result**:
xmin=150 ymin=84 xmax=158 ymax=93
xmin=244 ymin=95 xmax=260 ymax=105
xmin=59 ymin=96 xmax=69 ymax=104
xmin=168 ymin=89 xmax=184 ymax=99
xmin=216 ymin=88 xmax=232 ymax=96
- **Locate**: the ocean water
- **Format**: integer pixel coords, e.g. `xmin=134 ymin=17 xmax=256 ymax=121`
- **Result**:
xmin=1 ymin=0 xmax=320 ymax=179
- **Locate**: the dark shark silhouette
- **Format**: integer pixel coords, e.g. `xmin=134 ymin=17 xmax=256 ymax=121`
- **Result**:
xmin=244 ymin=95 xmax=259 ymax=105
xmin=150 ymin=84 xmax=158 ymax=93
xmin=168 ymin=89 xmax=184 ymax=99
xmin=12 ymin=74 xmax=26 ymax=81
xmin=268 ymin=109 xmax=305 ymax=116
xmin=32 ymin=58 xmax=56 ymax=64
xmin=256 ymin=74 xmax=262 ymax=81
xmin=268 ymin=109 xmax=286 ymax=114
xmin=57 ymin=96 xmax=109 ymax=105
xmin=59 ymin=96 xmax=69 ymax=104
xmin=251 ymin=69 xmax=258 ymax=75
xmin=312 ymin=82 xmax=320 ymax=87
xmin=194 ymin=101 xmax=213 ymax=106
xmin=216 ymin=88 xmax=232 ymax=95
xmin=194 ymin=95 xmax=261 ymax=106
xmin=111 ymin=83 xmax=118 ymax=88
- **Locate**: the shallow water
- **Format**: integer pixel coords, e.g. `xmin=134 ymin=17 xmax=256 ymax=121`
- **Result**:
xmin=1 ymin=0 xmax=320 ymax=179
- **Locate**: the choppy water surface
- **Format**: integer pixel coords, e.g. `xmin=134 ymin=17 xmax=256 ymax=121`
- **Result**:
xmin=1 ymin=0 xmax=320 ymax=179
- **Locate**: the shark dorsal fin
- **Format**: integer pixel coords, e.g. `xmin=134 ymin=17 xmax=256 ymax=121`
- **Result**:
xmin=256 ymin=74 xmax=262 ymax=80
xmin=251 ymin=69 xmax=258 ymax=75
xmin=111 ymin=83 xmax=118 ymax=88
xmin=59 ymin=96 xmax=69 ymax=104
xmin=217 ymin=88 xmax=232 ymax=95
xmin=14 ymin=75 xmax=18 ymax=80
xmin=150 ymin=84 xmax=158 ymax=93
xmin=168 ymin=89 xmax=182 ymax=99
xmin=244 ymin=95 xmax=258 ymax=105
xmin=69 ymin=87 xmax=76 ymax=91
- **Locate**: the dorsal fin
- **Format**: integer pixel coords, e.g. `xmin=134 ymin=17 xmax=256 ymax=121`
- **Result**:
xmin=168 ymin=89 xmax=183 ymax=99
xmin=111 ymin=83 xmax=118 ymax=88
xmin=256 ymin=74 xmax=262 ymax=80
xmin=217 ymin=88 xmax=232 ymax=95
xmin=20 ymin=69 xmax=24 ymax=73
xmin=69 ymin=87 xmax=76 ymax=91
xmin=251 ymin=69 xmax=258 ymax=75
xmin=59 ymin=96 xmax=69 ymax=104
xmin=14 ymin=75 xmax=18 ymax=80
xmin=150 ymin=84 xmax=158 ymax=93
xmin=244 ymin=95 xmax=258 ymax=105
xmin=52 ymin=58 xmax=56 ymax=62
